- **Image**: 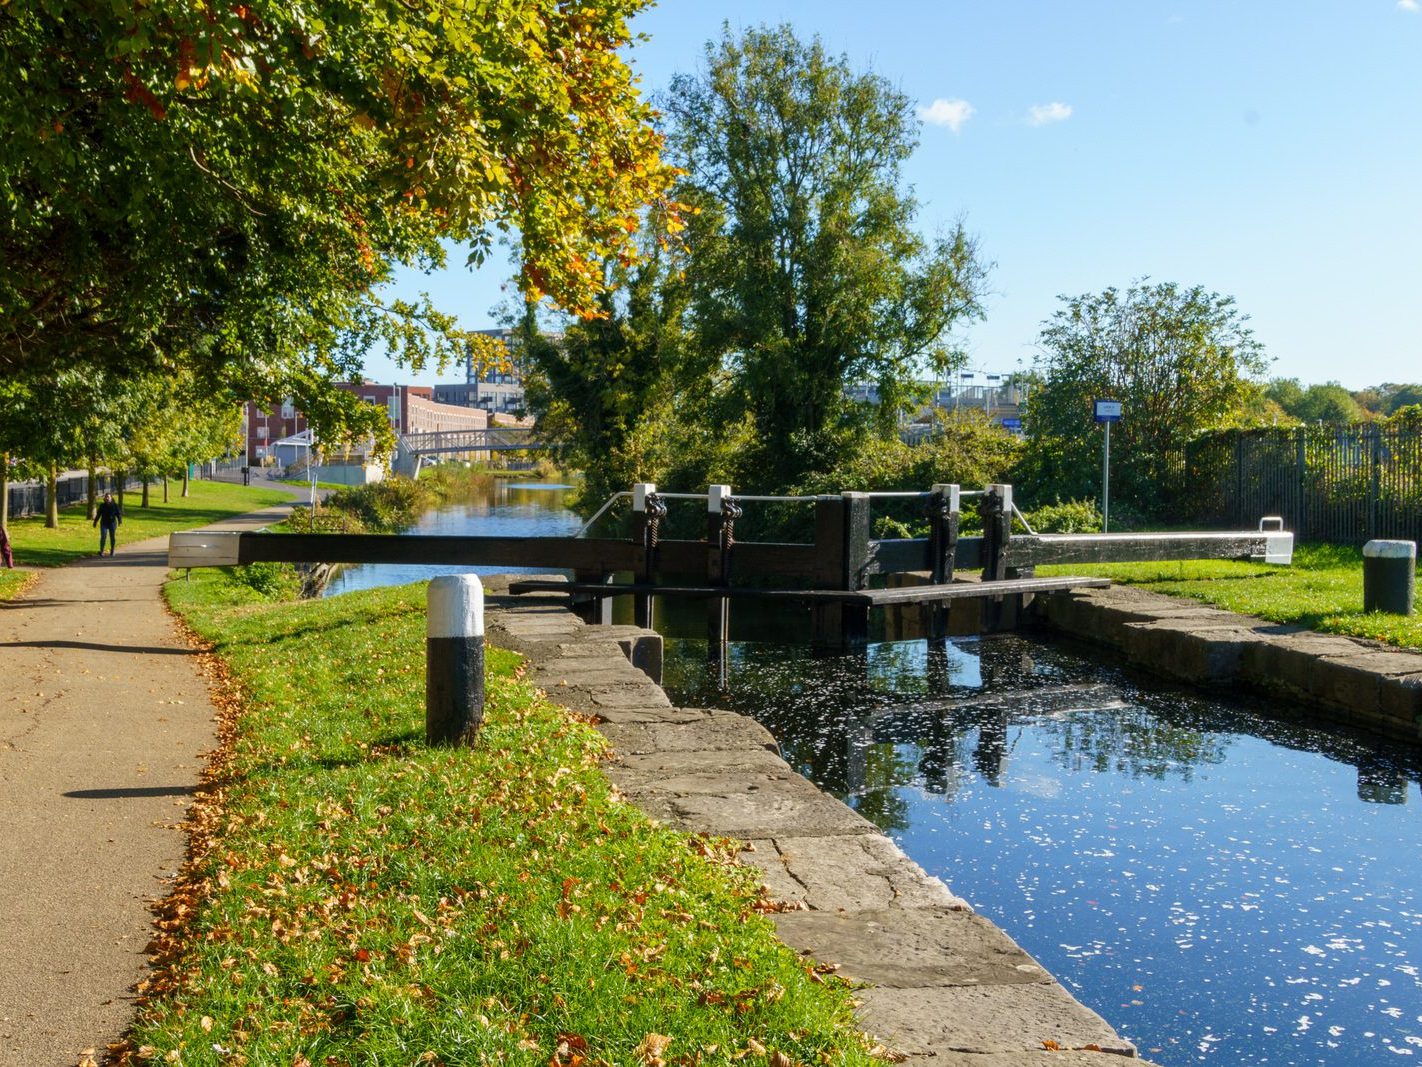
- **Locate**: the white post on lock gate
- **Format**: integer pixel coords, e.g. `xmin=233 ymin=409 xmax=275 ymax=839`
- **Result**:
xmin=426 ymin=574 xmax=485 ymax=746
xmin=1093 ymin=399 xmax=1124 ymax=533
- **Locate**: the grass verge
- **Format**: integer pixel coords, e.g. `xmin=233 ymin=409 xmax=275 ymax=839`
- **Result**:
xmin=129 ymin=570 xmax=880 ymax=1066
xmin=0 ymin=568 xmax=37 ymax=601
xmin=1040 ymin=542 xmax=1422 ymax=650
xmin=3 ymin=481 xmax=292 ymax=568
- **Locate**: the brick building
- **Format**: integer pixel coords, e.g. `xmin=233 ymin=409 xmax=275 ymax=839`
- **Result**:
xmin=244 ymin=384 xmax=488 ymax=464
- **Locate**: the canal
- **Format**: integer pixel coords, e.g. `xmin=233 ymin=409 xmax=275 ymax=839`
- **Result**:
xmin=326 ymin=482 xmax=1422 ymax=1065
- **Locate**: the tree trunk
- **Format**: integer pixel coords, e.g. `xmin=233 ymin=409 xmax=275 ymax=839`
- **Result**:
xmin=117 ymin=471 xmax=126 ymax=513
xmin=162 ymin=473 xmax=169 ymax=504
xmin=87 ymin=458 xmax=99 ymax=521
xmin=182 ymin=466 xmax=190 ymax=498
xmin=142 ymin=478 xmax=150 ymax=509
xmin=46 ymin=463 xmax=59 ymax=529
xmin=1 ymin=451 xmax=9 ymax=532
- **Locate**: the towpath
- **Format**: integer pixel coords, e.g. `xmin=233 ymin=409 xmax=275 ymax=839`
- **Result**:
xmin=0 ymin=485 xmax=302 ymax=1066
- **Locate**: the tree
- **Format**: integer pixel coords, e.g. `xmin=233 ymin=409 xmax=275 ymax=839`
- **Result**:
xmin=1265 ymin=378 xmax=1364 ymax=424
xmin=665 ymin=24 xmax=986 ymax=490
xmin=521 ymin=207 xmax=695 ymax=508
xmin=2 ymin=0 xmax=675 ymax=423
xmin=1022 ymin=280 xmax=1268 ymax=514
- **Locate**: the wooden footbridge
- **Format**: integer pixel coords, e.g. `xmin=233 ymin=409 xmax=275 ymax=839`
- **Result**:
xmin=171 ymin=482 xmax=1292 ymax=650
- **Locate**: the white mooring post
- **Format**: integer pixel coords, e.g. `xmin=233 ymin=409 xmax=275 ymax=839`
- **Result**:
xmin=1362 ymin=540 xmax=1416 ymax=616
xmin=426 ymin=574 xmax=485 ymax=746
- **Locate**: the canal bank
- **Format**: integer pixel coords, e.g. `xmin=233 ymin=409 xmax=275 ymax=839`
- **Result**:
xmin=1031 ymin=585 xmax=1422 ymax=744
xmin=481 ymin=576 xmax=1151 ymax=1063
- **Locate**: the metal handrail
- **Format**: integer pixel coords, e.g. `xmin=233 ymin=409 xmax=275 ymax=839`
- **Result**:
xmin=574 ymin=492 xmax=631 ymax=538
xmin=1011 ymin=503 xmax=1038 ymax=536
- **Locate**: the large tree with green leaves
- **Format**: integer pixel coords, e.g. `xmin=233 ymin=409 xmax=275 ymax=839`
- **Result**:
xmin=664 ymin=24 xmax=986 ymax=490
xmin=1021 ymin=280 xmax=1269 ymax=515
xmin=2 ymin=0 xmax=675 ymax=433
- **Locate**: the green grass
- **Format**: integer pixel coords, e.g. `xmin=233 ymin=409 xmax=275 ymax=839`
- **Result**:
xmin=131 ymin=571 xmax=879 ymax=1066
xmin=2 ymin=481 xmax=291 ymax=568
xmin=1040 ymin=542 xmax=1422 ymax=650
xmin=281 ymin=478 xmax=348 ymax=491
xmin=0 ymin=568 xmax=34 ymax=601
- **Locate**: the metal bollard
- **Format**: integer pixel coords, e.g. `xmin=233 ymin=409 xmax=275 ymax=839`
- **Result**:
xmin=1362 ymin=540 xmax=1416 ymax=616
xmin=426 ymin=574 xmax=485 ymax=746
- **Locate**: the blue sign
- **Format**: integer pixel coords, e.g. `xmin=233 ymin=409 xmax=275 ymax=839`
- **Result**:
xmin=1000 ymin=417 xmax=1023 ymax=430
xmin=1093 ymin=399 xmax=1123 ymax=423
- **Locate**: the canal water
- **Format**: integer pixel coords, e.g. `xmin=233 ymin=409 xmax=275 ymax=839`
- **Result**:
xmin=326 ymin=484 xmax=1422 ymax=1065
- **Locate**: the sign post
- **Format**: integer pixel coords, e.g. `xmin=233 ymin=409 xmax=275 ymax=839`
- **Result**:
xmin=1093 ymin=400 xmax=1123 ymax=532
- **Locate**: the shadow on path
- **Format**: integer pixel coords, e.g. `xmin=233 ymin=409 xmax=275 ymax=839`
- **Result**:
xmin=63 ymin=785 xmax=197 ymax=800
xmin=1 ymin=639 xmax=196 ymax=655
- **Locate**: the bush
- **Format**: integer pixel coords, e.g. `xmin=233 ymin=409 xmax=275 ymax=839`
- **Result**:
xmin=1022 ymin=498 xmax=1103 ymax=534
xmin=234 ymin=562 xmax=300 ymax=600
xmin=325 ymin=477 xmax=432 ymax=532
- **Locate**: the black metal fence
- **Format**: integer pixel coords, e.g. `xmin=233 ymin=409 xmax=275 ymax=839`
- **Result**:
xmin=1184 ymin=426 xmax=1422 ymax=545
xmin=3 ymin=465 xmax=234 ymax=520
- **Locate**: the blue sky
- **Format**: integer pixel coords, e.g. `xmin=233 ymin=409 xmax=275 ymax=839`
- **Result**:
xmin=368 ymin=1 xmax=1422 ymax=391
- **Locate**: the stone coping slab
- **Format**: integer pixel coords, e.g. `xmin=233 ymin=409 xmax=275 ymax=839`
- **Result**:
xmin=739 ymin=835 xmax=970 ymax=913
xmin=773 ymin=907 xmax=1051 ymax=988
xmin=1036 ymin=585 xmax=1422 ymax=744
xmin=485 ymin=595 xmax=1152 ymax=1062
xmin=858 ymin=986 xmax=1136 ymax=1057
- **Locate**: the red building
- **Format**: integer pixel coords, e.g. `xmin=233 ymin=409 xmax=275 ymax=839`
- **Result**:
xmin=244 ymin=384 xmax=487 ymax=464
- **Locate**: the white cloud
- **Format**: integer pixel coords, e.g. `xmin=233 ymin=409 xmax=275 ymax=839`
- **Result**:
xmin=1400 ymin=0 xmax=1419 ymax=12
xmin=917 ymin=98 xmax=974 ymax=133
xmin=1027 ymin=101 xmax=1074 ymax=126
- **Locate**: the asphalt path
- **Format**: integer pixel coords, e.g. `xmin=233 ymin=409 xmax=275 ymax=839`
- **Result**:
xmin=0 ymin=488 xmax=302 ymax=1066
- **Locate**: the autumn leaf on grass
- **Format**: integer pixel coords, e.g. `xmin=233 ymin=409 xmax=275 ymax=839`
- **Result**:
xmin=635 ymin=1033 xmax=671 ymax=1067
xmin=551 ymin=1032 xmax=589 ymax=1067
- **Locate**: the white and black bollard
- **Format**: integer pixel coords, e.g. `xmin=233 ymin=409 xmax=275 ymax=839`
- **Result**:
xmin=1362 ymin=540 xmax=1416 ymax=616
xmin=426 ymin=574 xmax=485 ymax=746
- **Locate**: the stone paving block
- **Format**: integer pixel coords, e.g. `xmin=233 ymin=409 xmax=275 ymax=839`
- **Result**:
xmin=1121 ymin=620 xmax=1266 ymax=684
xmin=549 ymin=641 xmax=630 ymax=659
xmin=611 ymin=757 xmax=877 ymax=839
xmin=631 ymin=786 xmax=876 ymax=840
xmin=1379 ymin=672 xmax=1422 ymax=725
xmin=1307 ymin=655 xmax=1387 ymax=713
xmin=530 ymin=664 xmax=645 ymax=689
xmin=857 ymin=985 xmax=1135 ymax=1057
xmin=588 ymin=685 xmax=673 ymax=710
xmin=773 ymin=907 xmax=1048 ymax=988
xmin=588 ymin=702 xmax=695 ymax=726
xmin=606 ymin=746 xmax=794 ymax=786
xmin=598 ymin=713 xmax=778 ymax=756
xmin=741 ymin=834 xmax=970 ymax=913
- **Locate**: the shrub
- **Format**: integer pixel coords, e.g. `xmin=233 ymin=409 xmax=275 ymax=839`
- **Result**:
xmin=234 ymin=562 xmax=300 ymax=599
xmin=325 ymin=477 xmax=433 ymax=532
xmin=1023 ymin=498 xmax=1103 ymax=534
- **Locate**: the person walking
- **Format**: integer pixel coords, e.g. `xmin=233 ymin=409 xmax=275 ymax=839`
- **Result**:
xmin=0 ymin=523 xmax=13 ymax=569
xmin=94 ymin=491 xmax=122 ymax=557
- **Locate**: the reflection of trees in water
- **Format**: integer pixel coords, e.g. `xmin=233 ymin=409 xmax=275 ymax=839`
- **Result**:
xmin=660 ymin=633 xmax=1422 ymax=823
xmin=1036 ymin=708 xmax=1229 ymax=783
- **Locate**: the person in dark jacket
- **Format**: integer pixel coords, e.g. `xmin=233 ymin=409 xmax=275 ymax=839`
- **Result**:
xmin=0 ymin=523 xmax=12 ymax=569
xmin=94 ymin=492 xmax=122 ymax=556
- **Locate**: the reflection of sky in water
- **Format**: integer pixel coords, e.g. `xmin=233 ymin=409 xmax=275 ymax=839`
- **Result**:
xmin=322 ymin=483 xmax=579 ymax=596
xmin=663 ymin=635 xmax=1422 ymax=1066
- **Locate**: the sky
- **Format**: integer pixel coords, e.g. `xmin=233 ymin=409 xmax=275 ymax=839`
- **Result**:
xmin=364 ymin=1 xmax=1422 ymax=392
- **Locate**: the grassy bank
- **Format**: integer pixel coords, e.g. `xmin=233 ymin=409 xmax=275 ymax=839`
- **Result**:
xmin=132 ymin=570 xmax=878 ymax=1066
xmin=0 ymin=568 xmax=35 ymax=600
xmin=0 ymin=481 xmax=291 ymax=574
xmin=1041 ymin=542 xmax=1422 ymax=650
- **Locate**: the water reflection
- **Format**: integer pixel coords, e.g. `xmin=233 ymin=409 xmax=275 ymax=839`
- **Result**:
xmin=323 ymin=480 xmax=580 ymax=596
xmin=662 ymin=633 xmax=1422 ymax=1065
